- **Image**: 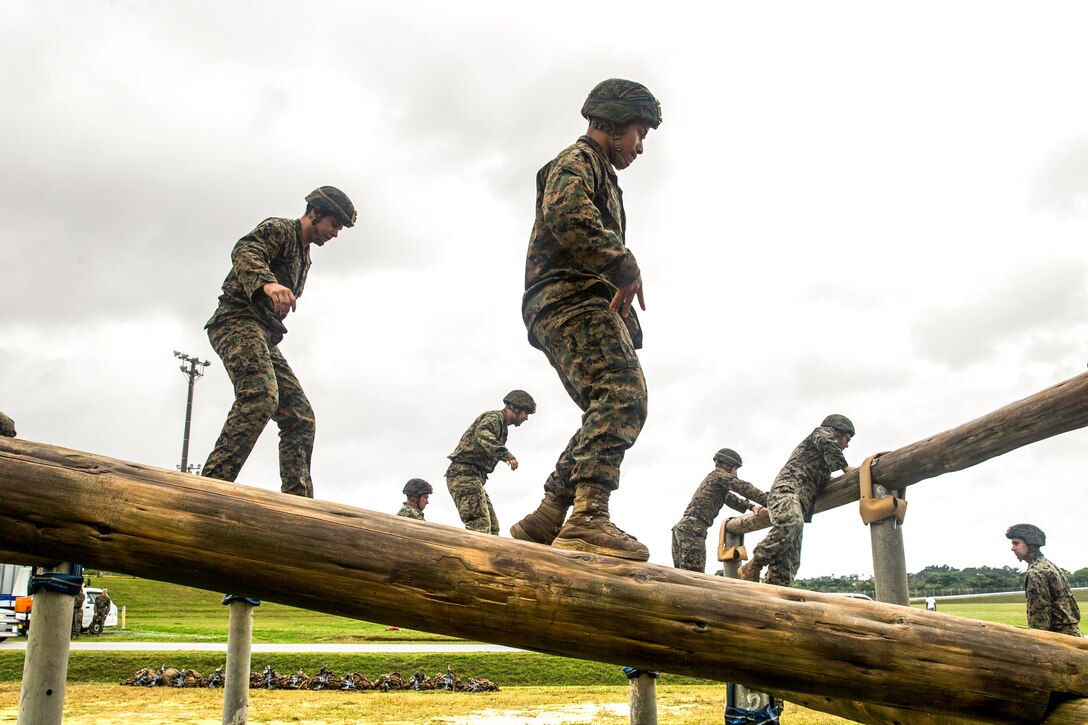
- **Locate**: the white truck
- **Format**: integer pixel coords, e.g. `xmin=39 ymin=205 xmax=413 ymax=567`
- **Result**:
xmin=0 ymin=564 xmax=118 ymax=638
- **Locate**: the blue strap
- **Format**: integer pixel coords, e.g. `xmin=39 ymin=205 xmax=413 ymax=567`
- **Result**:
xmin=221 ymin=594 xmax=261 ymax=606
xmin=28 ymin=568 xmax=84 ymax=597
xmin=622 ymin=667 xmax=660 ymax=679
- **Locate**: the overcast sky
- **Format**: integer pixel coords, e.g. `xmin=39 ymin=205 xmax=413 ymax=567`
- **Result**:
xmin=4 ymin=1 xmax=1087 ymax=582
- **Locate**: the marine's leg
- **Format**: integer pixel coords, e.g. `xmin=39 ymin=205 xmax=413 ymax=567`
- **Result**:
xmin=446 ymin=468 xmax=492 ymax=533
xmin=269 ymin=347 xmax=316 ymax=498
xmin=760 ymin=494 xmax=805 ymax=587
xmin=202 ymin=320 xmax=279 ymax=482
xmin=484 ymin=491 xmax=500 ymax=536
xmin=534 ymin=309 xmax=649 ymax=560
xmin=671 ymin=527 xmax=707 ymax=573
xmin=510 ymin=434 xmax=577 ymax=544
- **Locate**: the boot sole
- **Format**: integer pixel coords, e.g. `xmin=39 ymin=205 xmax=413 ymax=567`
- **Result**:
xmin=552 ymin=537 xmax=649 ymax=562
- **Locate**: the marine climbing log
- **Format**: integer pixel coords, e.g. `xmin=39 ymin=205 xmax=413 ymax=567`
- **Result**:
xmin=0 ymin=436 xmax=1085 ymax=724
xmin=725 ymin=370 xmax=1088 ymax=536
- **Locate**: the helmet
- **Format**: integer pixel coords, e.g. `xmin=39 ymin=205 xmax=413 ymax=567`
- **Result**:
xmin=305 ymin=186 xmax=357 ymax=228
xmin=0 ymin=411 xmax=15 ymax=438
xmin=503 ymin=390 xmax=536 ymax=414
xmin=402 ymin=478 xmax=433 ymax=498
xmin=581 ymin=79 xmax=662 ymax=130
xmin=713 ymin=448 xmax=742 ymax=468
xmin=821 ymin=414 xmax=855 ymax=436
xmin=1005 ymin=523 xmax=1045 ymax=547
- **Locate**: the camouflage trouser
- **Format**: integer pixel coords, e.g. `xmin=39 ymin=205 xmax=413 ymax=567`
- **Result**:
xmin=671 ymin=526 xmax=708 ymax=573
xmin=203 ymin=317 xmax=316 ymax=497
xmin=532 ymin=306 xmax=647 ymax=496
xmin=71 ymin=601 xmax=83 ymax=636
xmin=752 ymin=490 xmax=805 ymax=587
xmin=446 ymin=464 xmax=498 ymax=535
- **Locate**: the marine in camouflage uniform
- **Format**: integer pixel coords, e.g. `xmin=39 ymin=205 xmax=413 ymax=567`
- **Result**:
xmin=1007 ymin=523 xmax=1082 ymax=637
xmin=446 ymin=391 xmax=535 ymax=534
xmin=202 ymin=187 xmax=356 ymax=498
xmin=71 ymin=586 xmax=85 ymax=638
xmin=739 ymin=415 xmax=856 ymax=586
xmin=510 ymin=79 xmax=662 ymax=562
xmin=90 ymin=588 xmax=111 ymax=634
xmin=397 ymin=478 xmax=433 ymax=521
xmin=0 ymin=411 xmax=15 ymax=437
xmin=672 ymin=448 xmax=767 ymax=573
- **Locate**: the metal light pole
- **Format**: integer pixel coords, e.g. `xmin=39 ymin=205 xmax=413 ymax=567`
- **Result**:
xmin=174 ymin=351 xmax=209 ymax=474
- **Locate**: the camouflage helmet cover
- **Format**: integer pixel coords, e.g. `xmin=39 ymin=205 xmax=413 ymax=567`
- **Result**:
xmin=503 ymin=389 xmax=536 ymax=414
xmin=713 ymin=448 xmax=743 ymax=468
xmin=821 ymin=414 xmax=855 ymax=436
xmin=581 ymin=78 xmax=662 ymax=130
xmin=1005 ymin=523 xmax=1045 ymax=547
xmin=305 ymin=186 xmax=357 ymax=228
xmin=402 ymin=478 xmax=433 ymax=498
xmin=0 ymin=411 xmax=15 ymax=437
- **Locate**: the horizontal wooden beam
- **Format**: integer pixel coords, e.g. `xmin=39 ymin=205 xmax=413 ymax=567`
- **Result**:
xmin=0 ymin=437 xmax=1085 ymax=724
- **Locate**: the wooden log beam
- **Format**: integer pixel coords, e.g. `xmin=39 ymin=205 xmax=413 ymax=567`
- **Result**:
xmin=1 ymin=437 xmax=1085 ymax=724
xmin=727 ymin=371 xmax=1088 ymax=535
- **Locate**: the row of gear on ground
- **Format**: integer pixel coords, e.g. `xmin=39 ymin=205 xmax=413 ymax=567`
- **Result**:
xmin=121 ymin=664 xmax=499 ymax=692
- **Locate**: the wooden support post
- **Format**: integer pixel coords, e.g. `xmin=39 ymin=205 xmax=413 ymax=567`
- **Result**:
xmin=1 ymin=437 xmax=1087 ymax=724
xmin=222 ymin=598 xmax=255 ymax=725
xmin=627 ymin=671 xmax=657 ymax=725
xmin=869 ymin=482 xmax=909 ymax=606
xmin=17 ymin=564 xmax=75 ymax=725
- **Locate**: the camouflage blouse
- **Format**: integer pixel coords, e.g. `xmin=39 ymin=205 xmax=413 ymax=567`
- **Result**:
xmin=522 ymin=136 xmax=642 ymax=350
xmin=770 ymin=426 xmax=849 ymax=522
xmin=206 ymin=217 xmax=310 ymax=343
xmin=1025 ymin=554 xmax=1082 ymax=635
xmin=674 ymin=470 xmax=768 ymax=537
xmin=446 ymin=410 xmax=512 ymax=475
xmin=397 ymin=503 xmax=425 ymax=521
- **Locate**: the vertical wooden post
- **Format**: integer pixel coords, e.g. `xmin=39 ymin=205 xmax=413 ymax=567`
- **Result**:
xmin=625 ymin=668 xmax=658 ymax=725
xmin=17 ymin=564 xmax=76 ymax=725
xmin=222 ymin=597 xmax=257 ymax=725
xmin=869 ymin=483 xmax=910 ymax=606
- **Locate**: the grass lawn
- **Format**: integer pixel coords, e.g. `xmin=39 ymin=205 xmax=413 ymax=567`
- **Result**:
xmin=0 ymin=683 xmax=853 ymax=724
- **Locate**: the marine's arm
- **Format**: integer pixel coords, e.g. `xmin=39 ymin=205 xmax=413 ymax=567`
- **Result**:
xmin=230 ymin=221 xmax=296 ymax=315
xmin=1025 ymin=568 xmax=1052 ymax=630
xmin=474 ymin=412 xmax=514 ymax=467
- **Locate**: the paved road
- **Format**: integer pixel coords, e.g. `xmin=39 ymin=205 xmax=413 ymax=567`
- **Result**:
xmin=0 ymin=640 xmax=523 ymax=653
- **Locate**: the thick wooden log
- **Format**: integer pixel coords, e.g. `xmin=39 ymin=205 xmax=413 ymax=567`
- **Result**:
xmin=0 ymin=437 xmax=1085 ymax=724
xmin=727 ymin=371 xmax=1088 ymax=535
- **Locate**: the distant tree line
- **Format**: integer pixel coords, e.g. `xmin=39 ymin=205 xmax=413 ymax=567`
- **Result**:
xmin=782 ymin=564 xmax=1088 ymax=597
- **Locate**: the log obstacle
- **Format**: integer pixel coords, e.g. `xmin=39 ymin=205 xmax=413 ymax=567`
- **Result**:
xmin=0 ymin=437 xmax=1085 ymax=724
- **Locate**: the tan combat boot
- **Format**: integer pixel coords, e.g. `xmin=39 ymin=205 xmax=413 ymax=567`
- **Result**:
xmin=737 ymin=559 xmax=763 ymax=582
xmin=552 ymin=485 xmax=649 ymax=561
xmin=510 ymin=491 xmax=572 ymax=545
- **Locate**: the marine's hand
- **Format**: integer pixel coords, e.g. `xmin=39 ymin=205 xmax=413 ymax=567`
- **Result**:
xmin=842 ymin=466 xmax=858 ymax=474
xmin=507 ymin=458 xmax=519 ymax=471
xmin=609 ymin=276 xmax=645 ymax=317
xmin=751 ymin=504 xmax=765 ymax=515
xmin=262 ymin=282 xmax=297 ymax=316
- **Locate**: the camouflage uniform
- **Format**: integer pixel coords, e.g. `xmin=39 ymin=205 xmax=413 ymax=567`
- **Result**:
xmin=523 ymin=136 xmax=647 ymax=499
xmin=672 ymin=471 xmax=767 ymax=572
xmin=750 ymin=426 xmax=849 ymax=586
xmin=1024 ymin=554 xmax=1082 ymax=636
xmin=202 ymin=217 xmax=316 ymax=497
xmin=91 ymin=590 xmax=111 ymax=633
xmin=446 ymin=410 xmax=514 ymax=535
xmin=71 ymin=588 xmax=85 ymax=637
xmin=397 ymin=502 xmax=425 ymax=521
